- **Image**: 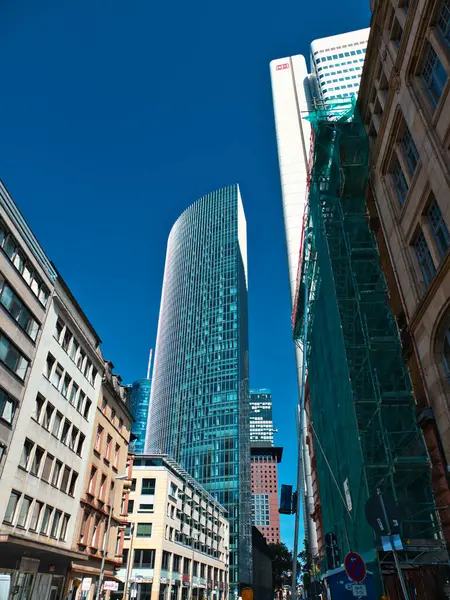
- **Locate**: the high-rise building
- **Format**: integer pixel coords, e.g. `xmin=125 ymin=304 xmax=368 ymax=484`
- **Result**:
xmin=129 ymin=351 xmax=153 ymax=454
xmin=249 ymin=389 xmax=275 ymax=446
xmin=270 ymin=29 xmax=369 ymax=557
xmin=145 ymin=185 xmax=251 ymax=589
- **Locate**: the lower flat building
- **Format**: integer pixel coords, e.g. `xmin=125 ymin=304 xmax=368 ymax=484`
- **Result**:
xmin=250 ymin=446 xmax=282 ymax=545
xmin=115 ymin=454 xmax=229 ymax=600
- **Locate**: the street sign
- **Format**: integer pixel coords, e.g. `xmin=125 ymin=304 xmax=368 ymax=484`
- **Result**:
xmin=103 ymin=581 xmax=119 ymax=591
xmin=131 ymin=590 xmax=137 ymax=598
xmin=81 ymin=578 xmax=92 ymax=592
xmin=344 ymin=552 xmax=366 ymax=583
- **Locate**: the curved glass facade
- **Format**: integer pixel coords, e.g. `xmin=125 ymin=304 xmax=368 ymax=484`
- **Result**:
xmin=129 ymin=378 xmax=151 ymax=454
xmin=146 ymin=184 xmax=251 ymax=589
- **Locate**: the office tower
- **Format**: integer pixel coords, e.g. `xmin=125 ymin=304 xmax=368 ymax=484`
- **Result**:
xmin=358 ymin=0 xmax=450 ymax=558
xmin=146 ymin=185 xmax=251 ymax=589
xmin=249 ymin=389 xmax=281 ymax=545
xmin=310 ymin=29 xmax=369 ymax=102
xmin=270 ymin=29 xmax=369 ymax=558
xmin=249 ymin=389 xmax=275 ymax=446
xmin=129 ymin=351 xmax=153 ymax=454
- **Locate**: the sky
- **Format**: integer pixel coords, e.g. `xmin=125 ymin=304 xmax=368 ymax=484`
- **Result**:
xmin=0 ymin=0 xmax=370 ymax=550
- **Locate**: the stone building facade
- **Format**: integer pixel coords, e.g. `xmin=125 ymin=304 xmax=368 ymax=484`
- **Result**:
xmin=65 ymin=360 xmax=133 ymax=600
xmin=358 ymin=0 xmax=450 ymax=590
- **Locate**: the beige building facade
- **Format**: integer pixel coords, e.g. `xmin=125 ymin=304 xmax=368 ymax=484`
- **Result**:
xmin=116 ymin=454 xmax=229 ymax=600
xmin=66 ymin=360 xmax=133 ymax=600
xmin=358 ymin=0 xmax=450 ymax=546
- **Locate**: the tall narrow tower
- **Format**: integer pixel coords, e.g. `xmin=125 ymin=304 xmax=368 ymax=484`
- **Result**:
xmin=129 ymin=350 xmax=153 ymax=454
xmin=146 ymin=184 xmax=251 ymax=589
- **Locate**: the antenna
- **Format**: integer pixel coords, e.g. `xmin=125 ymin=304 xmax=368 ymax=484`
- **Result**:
xmin=147 ymin=349 xmax=153 ymax=380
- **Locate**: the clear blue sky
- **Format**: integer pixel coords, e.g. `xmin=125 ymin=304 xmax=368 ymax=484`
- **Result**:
xmin=1 ymin=1 xmax=370 ymax=550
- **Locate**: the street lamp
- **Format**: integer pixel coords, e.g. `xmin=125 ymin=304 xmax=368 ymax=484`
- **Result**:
xmin=95 ymin=474 xmax=128 ymax=600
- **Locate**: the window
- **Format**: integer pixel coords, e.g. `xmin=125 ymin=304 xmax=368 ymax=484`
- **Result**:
xmin=139 ymin=503 xmax=154 ymax=511
xmin=92 ymin=517 xmax=101 ymax=547
xmin=83 ymin=398 xmax=92 ymax=420
xmin=414 ymin=230 xmax=436 ymax=287
xmin=136 ymin=523 xmax=152 ymax=537
xmin=4 ymin=490 xmax=20 ymax=523
xmin=68 ymin=471 xmax=78 ymax=496
xmin=128 ymin=500 xmax=134 ymax=513
xmin=422 ymin=44 xmax=448 ymax=106
xmin=45 ymin=354 xmax=55 ymax=379
xmin=30 ymin=447 xmax=44 ymax=476
xmin=62 ymin=328 xmax=72 ymax=352
xmin=133 ymin=549 xmax=155 ymax=568
xmin=17 ymin=496 xmax=32 ymax=528
xmin=33 ymin=394 xmax=45 ymax=423
xmin=52 ymin=364 xmax=63 ymax=389
xmin=84 ymin=359 xmax=92 ymax=379
xmin=114 ymin=444 xmax=120 ymax=468
xmin=0 ymin=283 xmax=39 ymax=341
xmin=400 ymin=126 xmax=419 ymax=174
xmin=125 ymin=523 xmax=132 ymax=538
xmin=130 ymin=479 xmax=136 ymax=491
xmin=95 ymin=426 xmax=104 ymax=452
xmin=20 ymin=439 xmax=34 ymax=470
xmin=52 ymin=412 xmax=63 ymax=437
xmin=69 ymin=382 xmax=78 ymax=406
xmin=0 ymin=334 xmax=29 ymax=379
xmin=438 ymin=0 xmax=450 ymax=44
xmin=102 ymin=397 xmax=107 ymax=413
xmin=61 ymin=374 xmax=70 ymax=398
xmin=40 ymin=505 xmax=53 ymax=534
xmin=79 ymin=510 xmax=89 ymax=542
xmin=70 ymin=338 xmax=79 ymax=361
xmin=119 ymin=417 xmax=123 ymax=431
xmin=100 ymin=474 xmax=107 ymax=501
xmin=89 ymin=466 xmax=98 ymax=494
xmin=43 ymin=403 xmax=54 ymax=430
xmin=105 ymin=434 xmax=112 ymax=460
xmin=169 ymin=482 xmax=177 ymax=498
xmin=111 ymin=408 xmax=116 ymax=423
xmin=390 ymin=16 xmax=403 ymax=47
xmin=142 ymin=478 xmax=155 ymax=495
xmin=162 ymin=551 xmax=170 ymax=570
xmin=77 ymin=348 xmax=85 ymax=371
xmin=61 ymin=420 xmax=70 ymax=445
xmin=392 ymin=157 xmax=409 ymax=204
xmin=76 ymin=388 xmax=84 ymax=412
xmin=42 ymin=454 xmax=54 ymax=482
xmin=50 ymin=510 xmax=62 ymax=538
xmin=61 ymin=466 xmax=71 ymax=493
xmin=0 ymin=388 xmax=15 ymax=424
xmin=69 ymin=427 xmax=78 ymax=452
xmin=91 ymin=367 xmax=97 ymax=387
xmin=428 ymin=198 xmax=450 ymax=258
xmin=29 ymin=501 xmax=43 ymax=531
xmin=173 ymin=555 xmax=181 ymax=573
xmin=76 ymin=433 xmax=85 ymax=456
xmin=51 ymin=460 xmax=62 ymax=487
xmin=55 ymin=320 xmax=64 ymax=342
xmin=60 ymin=514 xmax=70 ymax=540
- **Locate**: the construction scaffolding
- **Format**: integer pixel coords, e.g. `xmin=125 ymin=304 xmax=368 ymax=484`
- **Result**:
xmin=292 ymin=99 xmax=448 ymax=588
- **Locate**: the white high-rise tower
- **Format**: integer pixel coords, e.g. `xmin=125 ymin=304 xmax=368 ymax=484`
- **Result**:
xmin=270 ymin=28 xmax=369 ymax=560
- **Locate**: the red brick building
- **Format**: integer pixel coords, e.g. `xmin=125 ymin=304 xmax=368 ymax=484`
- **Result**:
xmin=250 ymin=446 xmax=283 ymax=545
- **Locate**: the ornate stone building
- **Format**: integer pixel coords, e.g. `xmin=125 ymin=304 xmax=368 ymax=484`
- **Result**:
xmin=358 ymin=0 xmax=450 ymax=588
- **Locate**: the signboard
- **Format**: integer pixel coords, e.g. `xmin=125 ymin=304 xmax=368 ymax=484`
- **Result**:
xmin=344 ymin=552 xmax=366 ymax=583
xmin=103 ymin=581 xmax=119 ymax=591
xmin=350 ymin=584 xmax=367 ymax=597
xmin=279 ymin=485 xmax=293 ymax=515
xmin=81 ymin=578 xmax=92 ymax=592
xmin=344 ymin=479 xmax=353 ymax=512
xmin=276 ymin=63 xmax=290 ymax=71
xmin=131 ymin=590 xmax=137 ymax=599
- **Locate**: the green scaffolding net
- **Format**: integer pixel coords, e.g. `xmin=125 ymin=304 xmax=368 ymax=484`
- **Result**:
xmin=293 ymin=99 xmax=443 ymax=583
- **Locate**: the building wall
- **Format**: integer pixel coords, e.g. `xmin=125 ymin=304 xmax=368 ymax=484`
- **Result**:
xmin=358 ymin=0 xmax=450 ymax=539
xmin=145 ymin=185 xmax=251 ymax=587
xmin=250 ymin=452 xmax=280 ymax=544
xmin=0 ymin=280 xmax=102 ymax=554
xmin=117 ymin=457 xmax=229 ymax=600
xmin=249 ymin=390 xmax=274 ymax=445
xmin=68 ymin=362 xmax=132 ymax=599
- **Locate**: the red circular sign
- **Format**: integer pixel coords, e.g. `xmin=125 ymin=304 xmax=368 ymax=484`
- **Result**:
xmin=344 ymin=552 xmax=366 ymax=583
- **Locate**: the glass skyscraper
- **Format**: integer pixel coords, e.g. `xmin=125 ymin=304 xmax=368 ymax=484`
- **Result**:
xmin=129 ymin=378 xmax=151 ymax=454
xmin=146 ymin=184 xmax=251 ymax=589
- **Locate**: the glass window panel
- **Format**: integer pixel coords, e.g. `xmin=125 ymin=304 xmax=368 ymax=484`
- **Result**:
xmin=414 ymin=230 xmax=436 ymax=287
xmin=17 ymin=496 xmax=32 ymax=528
xmin=29 ymin=501 xmax=43 ymax=531
xmin=428 ymin=197 xmax=450 ymax=258
xmin=40 ymin=505 xmax=53 ymax=534
xmin=4 ymin=491 xmax=20 ymax=523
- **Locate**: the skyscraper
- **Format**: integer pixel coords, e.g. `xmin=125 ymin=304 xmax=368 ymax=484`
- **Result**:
xmin=270 ymin=28 xmax=369 ymax=557
xmin=249 ymin=389 xmax=275 ymax=446
xmin=146 ymin=184 xmax=251 ymax=589
xmin=249 ymin=389 xmax=282 ymax=545
xmin=129 ymin=350 xmax=153 ymax=454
